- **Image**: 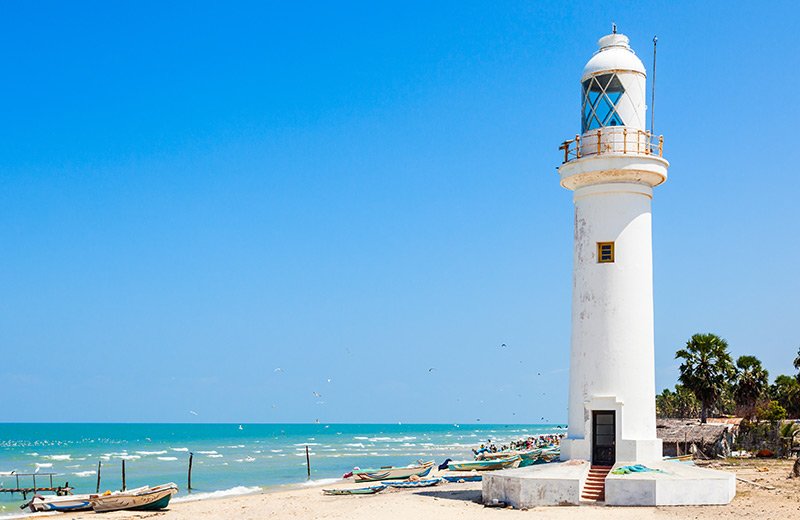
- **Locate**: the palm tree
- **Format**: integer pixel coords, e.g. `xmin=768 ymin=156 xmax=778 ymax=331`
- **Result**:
xmin=733 ymin=355 xmax=769 ymax=420
xmin=675 ymin=333 xmax=735 ymax=423
xmin=794 ymin=346 xmax=800 ymax=382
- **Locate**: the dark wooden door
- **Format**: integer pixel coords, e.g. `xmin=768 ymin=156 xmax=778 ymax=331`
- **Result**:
xmin=592 ymin=411 xmax=615 ymax=466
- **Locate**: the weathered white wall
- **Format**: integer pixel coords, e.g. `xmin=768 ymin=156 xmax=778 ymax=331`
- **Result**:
xmin=565 ymin=182 xmax=660 ymax=461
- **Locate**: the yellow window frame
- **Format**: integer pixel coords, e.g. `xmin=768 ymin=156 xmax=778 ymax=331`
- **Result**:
xmin=598 ymin=242 xmax=615 ymax=263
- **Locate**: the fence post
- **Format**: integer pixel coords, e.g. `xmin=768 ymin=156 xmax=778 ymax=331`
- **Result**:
xmin=188 ymin=453 xmax=193 ymax=491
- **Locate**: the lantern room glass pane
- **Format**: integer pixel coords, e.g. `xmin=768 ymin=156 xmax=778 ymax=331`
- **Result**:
xmin=581 ymin=73 xmax=627 ymax=133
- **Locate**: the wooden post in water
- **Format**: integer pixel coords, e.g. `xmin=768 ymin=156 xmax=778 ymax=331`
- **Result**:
xmin=96 ymin=461 xmax=102 ymax=493
xmin=305 ymin=445 xmax=311 ymax=479
xmin=122 ymin=459 xmax=126 ymax=491
xmin=187 ymin=453 xmax=193 ymax=491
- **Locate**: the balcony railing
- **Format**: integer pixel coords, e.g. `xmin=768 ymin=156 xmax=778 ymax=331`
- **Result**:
xmin=559 ymin=128 xmax=663 ymax=164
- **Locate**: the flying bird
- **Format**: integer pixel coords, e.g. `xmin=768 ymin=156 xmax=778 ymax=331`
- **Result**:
xmin=327 ymin=379 xmax=332 ymax=383
xmin=274 ymin=368 xmax=283 ymax=372
xmin=313 ymin=392 xmax=322 ymax=398
xmin=429 ymin=368 xmax=435 ymax=372
xmin=501 ymin=343 xmax=507 ymax=347
xmin=189 ymin=411 xmax=198 ymax=416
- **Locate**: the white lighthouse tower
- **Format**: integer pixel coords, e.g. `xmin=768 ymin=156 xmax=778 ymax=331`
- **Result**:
xmin=557 ymin=30 xmax=666 ymax=466
xmin=483 ymin=31 xmax=736 ymax=507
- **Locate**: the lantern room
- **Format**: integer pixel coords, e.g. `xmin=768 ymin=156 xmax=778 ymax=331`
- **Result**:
xmin=580 ymin=33 xmax=646 ymax=134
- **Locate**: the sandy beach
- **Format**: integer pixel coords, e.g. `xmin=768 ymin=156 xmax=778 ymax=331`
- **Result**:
xmin=44 ymin=459 xmax=799 ymax=520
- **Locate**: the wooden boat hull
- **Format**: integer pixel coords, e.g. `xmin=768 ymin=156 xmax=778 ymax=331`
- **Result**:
xmin=353 ymin=461 xmax=435 ymax=482
xmin=323 ymin=485 xmax=386 ymax=495
xmin=383 ymin=478 xmax=441 ymax=488
xmin=90 ymin=483 xmax=177 ymax=512
xmin=447 ymin=455 xmax=520 ymax=471
xmin=28 ymin=494 xmax=92 ymax=512
xmin=442 ymin=474 xmax=482 ymax=482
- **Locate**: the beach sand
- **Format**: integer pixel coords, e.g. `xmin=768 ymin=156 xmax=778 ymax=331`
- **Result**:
xmin=51 ymin=459 xmax=800 ymax=520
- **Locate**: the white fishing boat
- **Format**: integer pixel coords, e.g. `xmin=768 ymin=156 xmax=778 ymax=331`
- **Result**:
xmin=90 ymin=483 xmax=178 ymax=512
xmin=26 ymin=493 xmax=93 ymax=512
xmin=353 ymin=460 xmax=435 ymax=482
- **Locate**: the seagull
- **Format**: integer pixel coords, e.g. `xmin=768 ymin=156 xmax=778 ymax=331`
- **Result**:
xmin=327 ymin=379 xmax=332 ymax=383
xmin=271 ymin=404 xmax=276 ymax=408
xmin=501 ymin=343 xmax=507 ymax=347
xmin=313 ymin=392 xmax=322 ymax=398
xmin=274 ymin=368 xmax=283 ymax=372
xmin=190 ymin=411 xmax=198 ymax=416
xmin=428 ymin=368 xmax=435 ymax=372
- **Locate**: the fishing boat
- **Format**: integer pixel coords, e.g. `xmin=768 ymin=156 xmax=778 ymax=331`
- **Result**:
xmin=441 ymin=474 xmax=482 ymax=483
xmin=353 ymin=460 xmax=435 ymax=482
xmin=383 ymin=477 xmax=441 ymax=488
xmin=477 ymin=450 xmax=524 ymax=460
xmin=447 ymin=455 xmax=520 ymax=471
xmin=323 ymin=484 xmax=386 ymax=495
xmin=90 ymin=483 xmax=178 ymax=512
xmin=26 ymin=494 xmax=92 ymax=513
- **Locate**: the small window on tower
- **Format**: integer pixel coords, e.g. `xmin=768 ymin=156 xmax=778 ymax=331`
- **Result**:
xmin=598 ymin=242 xmax=615 ymax=263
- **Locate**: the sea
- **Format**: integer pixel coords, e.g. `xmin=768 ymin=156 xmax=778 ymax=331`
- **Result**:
xmin=0 ymin=423 xmax=564 ymax=518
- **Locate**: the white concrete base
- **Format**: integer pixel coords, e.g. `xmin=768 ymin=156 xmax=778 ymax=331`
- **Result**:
xmin=605 ymin=461 xmax=736 ymax=506
xmin=482 ymin=460 xmax=590 ymax=507
xmin=482 ymin=460 xmax=735 ymax=508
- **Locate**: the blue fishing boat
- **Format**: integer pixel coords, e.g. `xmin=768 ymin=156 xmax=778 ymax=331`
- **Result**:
xmin=442 ymin=474 xmax=482 ymax=483
xmin=447 ymin=455 xmax=520 ymax=471
xmin=383 ymin=478 xmax=441 ymax=488
xmin=323 ymin=484 xmax=386 ymax=495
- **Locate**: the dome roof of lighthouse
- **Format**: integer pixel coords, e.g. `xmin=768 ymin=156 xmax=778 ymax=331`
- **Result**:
xmin=581 ymin=33 xmax=645 ymax=81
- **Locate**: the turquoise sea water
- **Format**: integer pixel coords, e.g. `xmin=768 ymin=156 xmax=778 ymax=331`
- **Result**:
xmin=0 ymin=423 xmax=564 ymax=517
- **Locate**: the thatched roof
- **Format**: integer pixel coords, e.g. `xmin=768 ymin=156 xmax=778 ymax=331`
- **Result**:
xmin=656 ymin=419 xmax=731 ymax=444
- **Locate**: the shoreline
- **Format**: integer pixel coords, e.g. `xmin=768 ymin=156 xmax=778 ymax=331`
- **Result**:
xmin=37 ymin=459 xmax=800 ymax=520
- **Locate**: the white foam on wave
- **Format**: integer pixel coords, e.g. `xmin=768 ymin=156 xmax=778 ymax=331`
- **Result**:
xmin=44 ymin=454 xmax=71 ymax=461
xmin=197 ymin=450 xmax=218 ymax=455
xmin=157 ymin=457 xmax=178 ymax=461
xmin=172 ymin=485 xmax=261 ymax=503
xmin=353 ymin=437 xmax=368 ymax=440
xmin=35 ymin=463 xmax=53 ymax=468
xmin=207 ymin=454 xmax=223 ymax=458
xmin=74 ymin=470 xmax=96 ymax=477
xmin=136 ymin=450 xmax=167 ymax=455
xmin=171 ymin=447 xmax=189 ymax=452
xmin=344 ymin=443 xmax=364 ymax=448
xmin=293 ymin=443 xmax=319 ymax=447
xmin=269 ymin=449 xmax=282 ymax=453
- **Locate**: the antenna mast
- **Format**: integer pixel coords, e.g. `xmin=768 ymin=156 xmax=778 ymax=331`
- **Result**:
xmin=650 ymin=36 xmax=657 ymax=136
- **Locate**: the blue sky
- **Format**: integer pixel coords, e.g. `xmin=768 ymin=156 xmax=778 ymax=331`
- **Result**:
xmin=1 ymin=1 xmax=798 ymax=423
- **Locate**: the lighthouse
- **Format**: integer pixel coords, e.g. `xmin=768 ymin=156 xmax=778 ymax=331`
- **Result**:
xmin=557 ymin=30 xmax=666 ymax=466
xmin=482 ymin=31 xmax=736 ymax=507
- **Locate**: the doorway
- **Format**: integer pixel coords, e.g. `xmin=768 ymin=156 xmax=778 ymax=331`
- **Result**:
xmin=592 ymin=411 xmax=615 ymax=466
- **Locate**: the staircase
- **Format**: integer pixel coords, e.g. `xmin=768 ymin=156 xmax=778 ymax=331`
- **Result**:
xmin=581 ymin=465 xmax=612 ymax=502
